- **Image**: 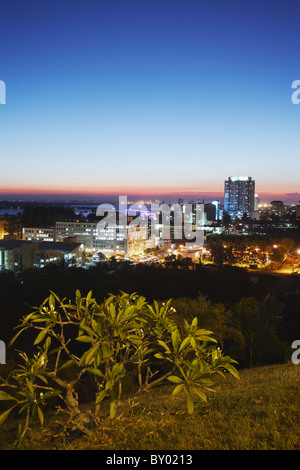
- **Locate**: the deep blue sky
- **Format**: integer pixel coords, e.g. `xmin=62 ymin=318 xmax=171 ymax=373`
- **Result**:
xmin=0 ymin=0 xmax=300 ymax=202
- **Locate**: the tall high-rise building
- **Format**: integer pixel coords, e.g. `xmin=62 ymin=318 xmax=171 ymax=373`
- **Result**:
xmin=224 ymin=176 xmax=255 ymax=217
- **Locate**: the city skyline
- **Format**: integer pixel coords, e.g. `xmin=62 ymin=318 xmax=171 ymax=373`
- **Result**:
xmin=0 ymin=178 xmax=298 ymax=205
xmin=1 ymin=1 xmax=300 ymax=204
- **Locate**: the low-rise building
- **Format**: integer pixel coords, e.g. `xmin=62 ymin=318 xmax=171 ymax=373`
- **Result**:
xmin=22 ymin=227 xmax=56 ymax=241
xmin=0 ymin=238 xmax=84 ymax=272
xmin=55 ymin=220 xmax=148 ymax=259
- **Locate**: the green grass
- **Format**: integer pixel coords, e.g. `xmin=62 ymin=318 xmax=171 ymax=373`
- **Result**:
xmin=1 ymin=362 xmax=300 ymax=450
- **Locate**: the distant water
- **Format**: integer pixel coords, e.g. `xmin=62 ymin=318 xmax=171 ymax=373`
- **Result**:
xmin=74 ymin=210 xmax=93 ymax=217
xmin=0 ymin=209 xmax=23 ymax=215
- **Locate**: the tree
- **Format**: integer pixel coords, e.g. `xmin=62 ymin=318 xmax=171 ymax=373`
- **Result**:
xmin=222 ymin=211 xmax=231 ymax=228
xmin=210 ymin=244 xmax=226 ymax=266
xmin=0 ymin=291 xmax=239 ymax=446
xmin=3 ymin=214 xmax=22 ymax=238
xmin=171 ymin=294 xmax=243 ymax=348
xmin=232 ymin=297 xmax=287 ymax=368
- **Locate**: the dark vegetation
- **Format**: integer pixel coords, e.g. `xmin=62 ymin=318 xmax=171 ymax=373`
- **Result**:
xmin=0 ymin=235 xmax=299 ymax=449
xmin=0 ymin=261 xmax=299 ymax=370
xmin=21 ymin=206 xmax=77 ymax=227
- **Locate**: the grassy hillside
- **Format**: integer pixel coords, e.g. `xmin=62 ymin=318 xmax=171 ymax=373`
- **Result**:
xmin=0 ymin=362 xmax=299 ymax=450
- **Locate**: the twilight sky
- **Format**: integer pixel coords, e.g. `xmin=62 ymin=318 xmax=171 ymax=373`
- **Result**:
xmin=0 ymin=0 xmax=300 ymax=203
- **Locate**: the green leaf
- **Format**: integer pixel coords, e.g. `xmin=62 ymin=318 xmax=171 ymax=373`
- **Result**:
xmin=101 ymin=343 xmax=110 ymax=359
xmin=91 ymin=319 xmax=102 ymax=336
xmin=80 ymin=324 xmax=96 ymax=337
xmin=44 ymin=336 xmax=51 ymax=351
xmin=0 ymin=406 xmax=16 ymax=425
xmin=186 ymin=393 xmax=194 ymax=414
xmin=26 ymin=380 xmax=34 ymax=396
xmin=171 ymin=329 xmax=180 ymax=352
xmin=157 ymin=340 xmax=171 ymax=353
xmin=87 ymin=367 xmax=104 ymax=377
xmin=84 ymin=346 xmax=98 ymax=365
xmin=37 ymin=374 xmax=48 ymax=385
xmin=109 ymin=303 xmax=116 ymax=319
xmin=58 ymin=359 xmax=76 ymax=371
xmin=76 ymin=289 xmax=81 ymax=299
xmin=111 ymin=363 xmax=123 ymax=379
xmin=31 ymin=403 xmax=37 ymax=417
xmin=49 ymin=291 xmax=60 ymax=302
xmin=167 ymin=375 xmax=183 ymax=384
xmin=192 ymin=386 xmax=207 ymax=402
xmin=34 ymin=327 xmax=49 ymax=345
xmin=31 ymin=315 xmax=48 ymax=323
xmin=110 ymin=400 xmax=117 ymax=419
xmin=179 ymin=336 xmax=191 ymax=353
xmin=0 ymin=391 xmax=16 ymax=401
xmin=95 ymin=389 xmax=107 ymax=404
xmin=49 ymin=294 xmax=55 ymax=309
xmin=9 ymin=327 xmax=27 ymax=347
xmin=18 ymin=404 xmax=29 ymax=416
xmin=41 ymin=389 xmax=62 ymax=399
xmin=172 ymin=384 xmax=185 ymax=396
xmin=195 ymin=330 xmax=217 ymax=343
xmin=110 ymin=390 xmax=117 ymax=419
xmin=76 ymin=335 xmax=94 ymax=343
xmin=222 ymin=364 xmax=240 ymax=380
xmin=37 ymin=406 xmax=44 ymax=426
xmin=154 ymin=353 xmax=165 ymax=360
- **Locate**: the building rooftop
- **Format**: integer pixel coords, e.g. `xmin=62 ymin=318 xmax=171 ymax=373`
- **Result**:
xmin=23 ymin=226 xmax=55 ymax=229
xmin=0 ymin=240 xmax=31 ymax=250
xmin=37 ymin=241 xmax=82 ymax=253
xmin=0 ymin=239 xmax=82 ymax=253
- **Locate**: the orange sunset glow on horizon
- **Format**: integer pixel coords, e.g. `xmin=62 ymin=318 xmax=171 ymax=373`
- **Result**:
xmin=0 ymin=183 xmax=299 ymax=204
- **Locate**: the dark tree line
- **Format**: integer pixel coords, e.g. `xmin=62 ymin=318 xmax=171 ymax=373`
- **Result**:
xmin=0 ymin=262 xmax=299 ymax=369
xmin=21 ymin=206 xmax=77 ymax=227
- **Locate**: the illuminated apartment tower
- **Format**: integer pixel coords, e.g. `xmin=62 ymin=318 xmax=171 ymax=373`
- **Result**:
xmin=224 ymin=176 xmax=255 ymax=217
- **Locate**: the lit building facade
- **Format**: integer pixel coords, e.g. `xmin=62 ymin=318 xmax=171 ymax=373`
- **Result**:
xmin=0 ymin=239 xmax=84 ymax=272
xmin=55 ymin=221 xmax=100 ymax=250
xmin=270 ymin=201 xmax=285 ymax=217
xmin=22 ymin=227 xmax=56 ymax=241
xmin=55 ymin=221 xmax=147 ymax=258
xmin=224 ymin=176 xmax=255 ymax=218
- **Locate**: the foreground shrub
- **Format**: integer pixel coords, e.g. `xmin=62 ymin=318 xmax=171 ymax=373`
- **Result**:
xmin=0 ymin=290 xmax=239 ymax=446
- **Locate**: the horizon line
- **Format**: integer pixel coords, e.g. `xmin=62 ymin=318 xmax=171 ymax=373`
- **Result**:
xmin=0 ymin=190 xmax=299 ymax=205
